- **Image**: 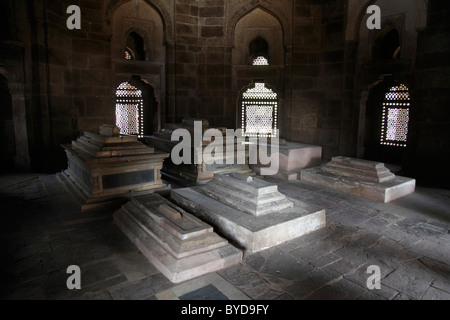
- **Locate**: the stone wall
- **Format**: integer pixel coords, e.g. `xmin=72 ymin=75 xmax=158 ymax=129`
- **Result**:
xmin=1 ymin=0 xmax=449 ymax=187
xmin=408 ymin=0 xmax=450 ymax=187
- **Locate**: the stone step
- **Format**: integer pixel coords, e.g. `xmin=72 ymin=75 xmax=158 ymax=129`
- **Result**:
xmin=213 ymin=173 xmax=278 ymax=196
xmin=114 ymin=203 xmax=242 ymax=283
xmin=171 ymin=187 xmax=326 ymax=253
xmin=119 ymin=201 xmax=227 ymax=259
xmin=200 ymin=175 xmax=294 ymax=216
xmin=322 ymin=156 xmax=395 ymax=183
xmin=323 ymin=163 xmax=395 ymax=183
xmin=206 ymin=179 xmax=288 ymax=204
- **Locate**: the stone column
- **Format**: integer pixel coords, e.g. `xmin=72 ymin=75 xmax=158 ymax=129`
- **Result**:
xmin=9 ymin=82 xmax=31 ymax=171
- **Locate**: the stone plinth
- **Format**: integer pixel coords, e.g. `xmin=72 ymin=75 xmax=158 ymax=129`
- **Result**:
xmin=251 ymin=142 xmax=322 ymax=180
xmin=200 ymin=173 xmax=294 ymax=216
xmin=58 ymin=125 xmax=170 ymax=211
xmin=113 ymin=194 xmax=242 ymax=283
xmin=171 ymin=173 xmax=326 ymax=252
xmin=300 ymin=156 xmax=416 ymax=203
xmin=321 ymin=156 xmax=395 ymax=183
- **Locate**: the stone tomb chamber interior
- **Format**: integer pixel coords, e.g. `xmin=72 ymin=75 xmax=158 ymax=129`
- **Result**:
xmin=0 ymin=0 xmax=450 ymax=301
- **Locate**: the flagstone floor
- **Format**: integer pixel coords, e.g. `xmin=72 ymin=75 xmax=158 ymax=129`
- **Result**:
xmin=1 ymin=172 xmax=449 ymax=300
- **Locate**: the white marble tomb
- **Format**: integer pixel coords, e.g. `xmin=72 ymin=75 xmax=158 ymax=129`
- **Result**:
xmin=300 ymin=156 xmax=416 ymax=203
xmin=251 ymin=141 xmax=322 ymax=180
xmin=113 ymin=193 xmax=242 ymax=283
xmin=171 ymin=173 xmax=326 ymax=252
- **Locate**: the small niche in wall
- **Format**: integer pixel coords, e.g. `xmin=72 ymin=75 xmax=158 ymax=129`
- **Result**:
xmin=249 ymin=36 xmax=270 ymax=66
xmin=373 ymin=27 xmax=401 ymax=62
xmin=125 ymin=31 xmax=146 ymax=61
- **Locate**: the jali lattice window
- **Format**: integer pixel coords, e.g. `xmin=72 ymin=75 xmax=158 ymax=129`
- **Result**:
xmin=241 ymin=82 xmax=278 ymax=138
xmin=252 ymin=56 xmax=269 ymax=66
xmin=380 ymin=84 xmax=410 ymax=147
xmin=115 ymin=82 xmax=144 ymax=138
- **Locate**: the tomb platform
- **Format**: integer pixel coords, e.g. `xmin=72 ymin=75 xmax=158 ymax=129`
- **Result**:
xmin=300 ymin=156 xmax=416 ymax=203
xmin=113 ymin=193 xmax=242 ymax=283
xmin=58 ymin=124 xmax=170 ymax=211
xmin=251 ymin=141 xmax=322 ymax=180
xmin=144 ymin=118 xmax=253 ymax=186
xmin=171 ymin=173 xmax=326 ymax=253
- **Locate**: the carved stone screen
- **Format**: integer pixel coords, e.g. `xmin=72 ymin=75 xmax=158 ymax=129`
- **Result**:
xmin=252 ymin=56 xmax=269 ymax=66
xmin=241 ymin=82 xmax=278 ymax=138
xmin=380 ymin=84 xmax=410 ymax=147
xmin=115 ymin=82 xmax=144 ymax=138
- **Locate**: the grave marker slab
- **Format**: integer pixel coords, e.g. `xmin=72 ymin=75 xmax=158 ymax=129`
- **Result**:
xmin=114 ymin=194 xmax=242 ymax=283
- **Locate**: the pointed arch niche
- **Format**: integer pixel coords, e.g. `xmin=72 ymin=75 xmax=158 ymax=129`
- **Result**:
xmin=361 ymin=78 xmax=412 ymax=166
xmin=232 ymin=8 xmax=284 ymax=67
xmin=111 ymin=0 xmax=166 ymax=133
xmin=352 ymin=1 xmax=427 ymax=167
xmin=232 ymin=7 xmax=285 ymax=134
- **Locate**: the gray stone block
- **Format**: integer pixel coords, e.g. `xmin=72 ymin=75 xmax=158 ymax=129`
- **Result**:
xmin=171 ymin=186 xmax=326 ymax=252
xmin=113 ymin=194 xmax=242 ymax=283
xmin=301 ymin=164 xmax=415 ymax=203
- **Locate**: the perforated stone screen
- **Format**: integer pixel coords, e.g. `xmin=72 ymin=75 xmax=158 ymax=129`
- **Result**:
xmin=115 ymin=82 xmax=144 ymax=138
xmin=380 ymin=84 xmax=410 ymax=147
xmin=241 ymin=82 xmax=278 ymax=138
xmin=252 ymin=56 xmax=269 ymax=66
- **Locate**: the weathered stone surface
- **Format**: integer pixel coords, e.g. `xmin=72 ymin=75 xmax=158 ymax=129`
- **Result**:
xmin=322 ymin=156 xmax=395 ymax=183
xmin=59 ymin=124 xmax=170 ymax=211
xmin=114 ymin=193 xmax=242 ymax=283
xmin=145 ymin=119 xmax=252 ymax=186
xmin=300 ymin=157 xmax=415 ymax=203
xmin=98 ymin=124 xmax=120 ymax=137
xmin=171 ymin=174 xmax=326 ymax=252
xmin=251 ymin=142 xmax=322 ymax=180
xmin=199 ymin=173 xmax=294 ymax=216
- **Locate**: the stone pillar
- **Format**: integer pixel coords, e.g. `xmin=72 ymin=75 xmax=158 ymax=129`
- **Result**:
xmin=9 ymin=82 xmax=31 ymax=171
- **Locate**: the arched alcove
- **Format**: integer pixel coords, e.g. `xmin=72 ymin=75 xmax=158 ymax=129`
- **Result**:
xmin=111 ymin=0 xmax=166 ymax=133
xmin=232 ymin=7 xmax=285 ymax=135
xmin=248 ymin=36 xmax=270 ymax=65
xmin=125 ymin=31 xmax=146 ymax=61
xmin=373 ymin=27 xmax=401 ymax=62
xmin=232 ymin=7 xmax=284 ymax=66
xmin=360 ymin=77 xmax=412 ymax=169
xmin=353 ymin=1 xmax=426 ymax=169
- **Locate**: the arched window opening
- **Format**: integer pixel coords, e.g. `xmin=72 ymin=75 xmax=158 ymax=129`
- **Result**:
xmin=115 ymin=82 xmax=144 ymax=138
xmin=382 ymin=29 xmax=400 ymax=60
xmin=374 ymin=28 xmax=400 ymax=61
xmin=380 ymin=84 xmax=410 ymax=147
xmin=249 ymin=37 xmax=269 ymax=66
xmin=241 ymin=81 xmax=278 ymax=138
xmin=126 ymin=32 xmax=145 ymax=61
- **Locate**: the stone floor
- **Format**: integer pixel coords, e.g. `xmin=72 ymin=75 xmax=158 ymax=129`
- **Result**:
xmin=0 ymin=172 xmax=449 ymax=300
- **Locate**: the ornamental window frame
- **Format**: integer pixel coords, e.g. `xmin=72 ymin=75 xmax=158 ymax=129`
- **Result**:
xmin=115 ymin=82 xmax=144 ymax=138
xmin=241 ymin=81 xmax=278 ymax=138
xmin=380 ymin=83 xmax=411 ymax=147
xmin=252 ymin=56 xmax=269 ymax=66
